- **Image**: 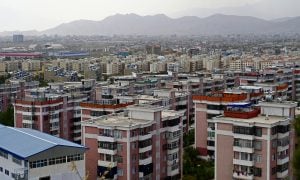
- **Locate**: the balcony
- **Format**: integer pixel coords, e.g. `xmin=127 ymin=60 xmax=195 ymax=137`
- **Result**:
xmin=233 ymin=159 xmax=255 ymax=167
xmin=98 ymin=148 xmax=117 ymax=155
xmin=276 ymin=84 xmax=288 ymax=91
xmin=193 ymin=93 xmax=248 ymax=103
xmin=98 ymin=160 xmax=117 ymax=167
xmin=139 ymin=145 xmax=152 ymax=153
xmin=139 ymin=156 xmax=152 ymax=165
xmin=277 ymin=169 xmax=288 ymax=178
xmin=50 ymin=126 xmax=59 ymax=131
xmin=278 ymin=131 xmax=289 ymax=139
xmin=233 ymin=146 xmax=254 ymax=154
xmin=277 ymin=155 xmax=289 ymax=165
xmin=98 ymin=134 xmax=116 ymax=142
xmin=224 ymin=108 xmax=260 ymax=119
xmin=233 ymin=171 xmax=254 ymax=180
xmin=139 ymin=133 xmax=152 ymax=141
xmin=49 ymin=118 xmax=59 ymax=123
xmin=250 ymin=92 xmax=264 ymax=98
xmin=80 ymin=101 xmax=134 ymax=110
xmin=277 ymin=144 xmax=289 ymax=152
xmin=167 ymin=164 xmax=180 ymax=177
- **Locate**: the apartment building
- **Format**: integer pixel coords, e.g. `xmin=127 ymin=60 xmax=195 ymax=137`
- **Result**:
xmin=0 ymin=80 xmax=39 ymax=111
xmin=82 ymin=104 xmax=183 ymax=180
xmin=238 ymin=68 xmax=292 ymax=100
xmin=0 ymin=125 xmax=86 ymax=180
xmin=13 ymin=88 xmax=87 ymax=143
xmin=214 ymin=100 xmax=297 ymax=180
xmin=192 ymin=87 xmax=266 ymax=159
xmin=81 ymin=99 xmax=134 ymax=122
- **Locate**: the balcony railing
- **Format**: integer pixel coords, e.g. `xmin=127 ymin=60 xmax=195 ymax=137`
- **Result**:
xmin=80 ymin=102 xmax=134 ymax=109
xmin=233 ymin=171 xmax=254 ymax=180
xmin=224 ymin=108 xmax=260 ymax=119
xmin=276 ymin=84 xmax=288 ymax=91
xmin=193 ymin=93 xmax=247 ymax=102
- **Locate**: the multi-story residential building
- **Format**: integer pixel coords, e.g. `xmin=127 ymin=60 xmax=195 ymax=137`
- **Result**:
xmin=214 ymin=100 xmax=297 ymax=180
xmin=0 ymin=80 xmax=39 ymax=111
xmin=106 ymin=62 xmax=125 ymax=75
xmin=21 ymin=60 xmax=41 ymax=72
xmin=82 ymin=104 xmax=183 ymax=180
xmin=193 ymin=91 xmax=249 ymax=159
xmin=44 ymin=66 xmax=79 ymax=82
xmin=193 ymin=88 xmax=266 ymax=159
xmin=13 ymin=89 xmax=87 ymax=143
xmin=0 ymin=124 xmax=86 ymax=180
xmin=81 ymin=99 xmax=134 ymax=122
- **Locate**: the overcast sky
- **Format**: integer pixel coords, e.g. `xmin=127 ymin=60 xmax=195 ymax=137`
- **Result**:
xmin=0 ymin=0 xmax=299 ymax=31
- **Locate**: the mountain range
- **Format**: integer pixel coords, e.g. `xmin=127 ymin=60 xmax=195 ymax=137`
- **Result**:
xmin=1 ymin=14 xmax=300 ymax=36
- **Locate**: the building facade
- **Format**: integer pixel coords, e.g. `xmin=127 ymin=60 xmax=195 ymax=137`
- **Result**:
xmin=82 ymin=105 xmax=183 ymax=180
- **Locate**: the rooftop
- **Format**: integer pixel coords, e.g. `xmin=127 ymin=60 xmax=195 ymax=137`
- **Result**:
xmin=82 ymin=113 xmax=152 ymax=128
xmin=0 ymin=125 xmax=85 ymax=159
xmin=214 ymin=115 xmax=290 ymax=125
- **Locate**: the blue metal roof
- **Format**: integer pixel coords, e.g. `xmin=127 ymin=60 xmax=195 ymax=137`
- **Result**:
xmin=0 ymin=126 xmax=85 ymax=159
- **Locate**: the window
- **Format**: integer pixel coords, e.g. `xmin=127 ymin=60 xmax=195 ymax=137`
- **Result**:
xmin=277 ymin=162 xmax=289 ymax=172
xmin=255 ymin=127 xmax=262 ymax=137
xmin=117 ymin=143 xmax=123 ymax=151
xmin=253 ymin=167 xmax=262 ymax=177
xmin=117 ymin=168 xmax=123 ymax=176
xmin=207 ymin=140 xmax=215 ymax=146
xmin=272 ymin=139 xmax=277 ymax=148
xmin=272 ymin=167 xmax=277 ymax=175
xmin=254 ymin=154 xmax=262 ymax=163
xmin=234 ymin=139 xmax=252 ymax=148
xmin=116 ymin=155 xmax=123 ymax=163
xmin=254 ymin=141 xmax=262 ymax=150
xmin=132 ymin=167 xmax=136 ymax=174
xmin=12 ymin=157 xmax=22 ymax=165
xmin=0 ymin=150 xmax=8 ymax=159
xmin=0 ymin=167 xmax=3 ymax=172
xmin=272 ymin=154 xmax=276 ymax=161
xmin=208 ymin=131 xmax=215 ymax=138
xmin=5 ymin=169 xmax=9 ymax=176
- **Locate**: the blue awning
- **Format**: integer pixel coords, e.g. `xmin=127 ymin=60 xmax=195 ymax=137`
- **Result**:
xmin=227 ymin=102 xmax=252 ymax=108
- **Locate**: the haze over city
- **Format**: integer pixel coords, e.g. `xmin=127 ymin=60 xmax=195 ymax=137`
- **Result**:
xmin=0 ymin=0 xmax=300 ymax=180
xmin=1 ymin=0 xmax=300 ymax=31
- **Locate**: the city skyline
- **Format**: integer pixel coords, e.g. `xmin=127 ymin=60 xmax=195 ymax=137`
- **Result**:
xmin=0 ymin=0 xmax=300 ymax=31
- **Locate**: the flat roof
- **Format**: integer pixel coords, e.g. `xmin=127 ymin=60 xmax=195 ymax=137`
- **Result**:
xmin=82 ymin=114 xmax=152 ymax=128
xmin=240 ymin=86 xmax=262 ymax=90
xmin=215 ymin=115 xmax=289 ymax=125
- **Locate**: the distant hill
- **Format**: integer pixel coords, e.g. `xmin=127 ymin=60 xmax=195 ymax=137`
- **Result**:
xmin=2 ymin=14 xmax=300 ymax=36
xmin=0 ymin=30 xmax=39 ymax=36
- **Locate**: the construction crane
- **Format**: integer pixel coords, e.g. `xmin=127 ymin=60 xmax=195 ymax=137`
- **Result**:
xmin=69 ymin=161 xmax=89 ymax=180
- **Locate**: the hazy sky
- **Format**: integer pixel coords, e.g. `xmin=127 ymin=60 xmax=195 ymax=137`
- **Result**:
xmin=0 ymin=0 xmax=299 ymax=31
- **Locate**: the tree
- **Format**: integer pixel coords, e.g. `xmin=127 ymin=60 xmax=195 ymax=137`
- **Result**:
xmin=0 ymin=74 xmax=11 ymax=84
xmin=183 ymin=147 xmax=214 ymax=180
xmin=293 ymin=116 xmax=300 ymax=178
xmin=0 ymin=105 xmax=14 ymax=127
xmin=183 ymin=129 xmax=195 ymax=147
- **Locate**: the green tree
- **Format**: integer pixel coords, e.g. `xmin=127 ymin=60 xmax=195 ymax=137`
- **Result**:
xmin=183 ymin=129 xmax=195 ymax=147
xmin=0 ymin=105 xmax=14 ymax=127
xmin=183 ymin=147 xmax=214 ymax=180
xmin=0 ymin=74 xmax=11 ymax=84
xmin=294 ymin=116 xmax=300 ymax=179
